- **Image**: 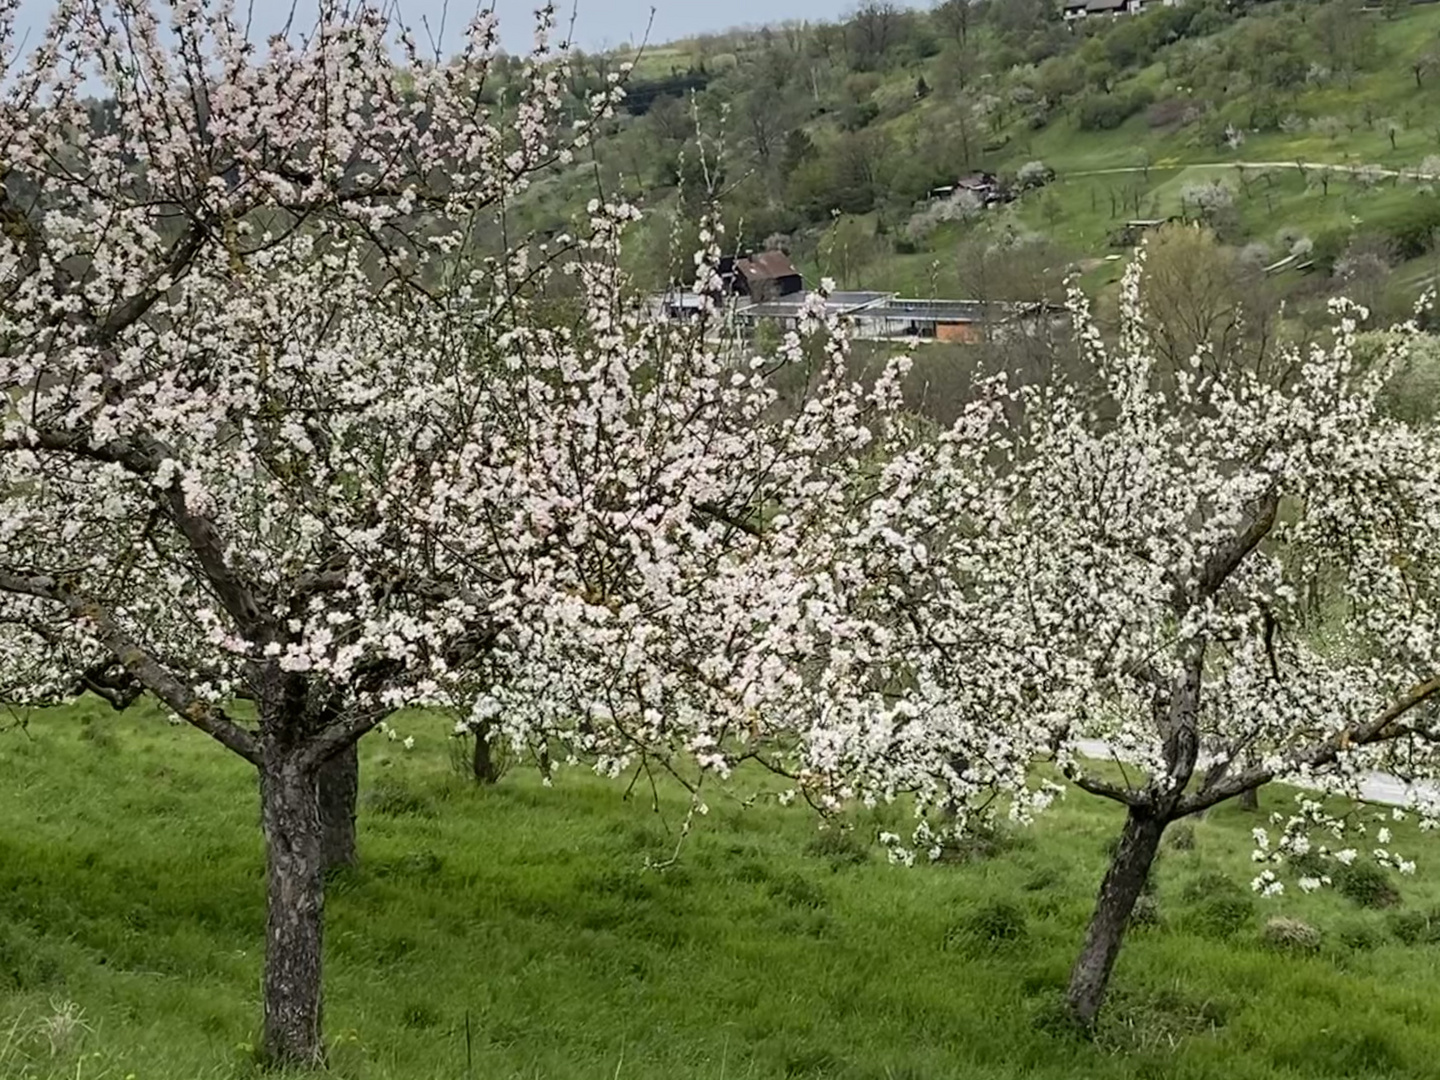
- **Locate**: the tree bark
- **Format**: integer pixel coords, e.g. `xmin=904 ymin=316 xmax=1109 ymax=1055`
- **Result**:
xmin=1066 ymin=808 xmax=1167 ymax=1027
xmin=318 ymin=742 xmax=359 ymax=868
xmin=471 ymin=719 xmax=501 ymax=785
xmin=260 ymin=755 xmax=326 ymax=1067
xmin=1240 ymin=785 xmax=1261 ymax=812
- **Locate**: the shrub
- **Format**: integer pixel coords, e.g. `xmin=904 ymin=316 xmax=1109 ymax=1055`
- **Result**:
xmin=804 ymin=828 xmax=868 ymax=868
xmin=1334 ymin=861 xmax=1400 ymax=909
xmin=1388 ymin=907 xmax=1440 ymax=945
xmin=1188 ymin=893 xmax=1254 ymax=938
xmin=1022 ymin=866 xmax=1062 ymax=892
xmin=1377 ymin=197 xmax=1440 ymax=260
xmin=767 ymin=873 xmax=828 ymax=910
xmin=1337 ymin=921 xmax=1382 ymax=951
xmin=1181 ymin=870 xmax=1235 ymax=902
xmin=1130 ymin=894 xmax=1162 ymax=929
xmin=362 ymin=781 xmax=437 ymax=818
xmin=938 ymin=818 xmax=1027 ymax=863
xmin=945 ymin=900 xmax=1028 ymax=955
xmin=1310 ymin=227 xmax=1353 ymax=275
xmin=1016 ymin=160 xmax=1054 ymax=191
xmin=1147 ymin=97 xmax=1192 ymax=129
xmin=1166 ymin=822 xmax=1196 ymax=851
xmin=1261 ymin=916 xmax=1322 ymax=954
xmin=1077 ymin=89 xmax=1151 ymax=131
xmin=840 ymin=99 xmax=880 ymax=131
xmin=1181 ymin=873 xmax=1254 ymax=938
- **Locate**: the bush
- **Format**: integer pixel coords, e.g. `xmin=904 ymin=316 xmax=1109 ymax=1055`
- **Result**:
xmin=1016 ymin=160 xmax=1054 ymax=191
xmin=1337 ymin=921 xmax=1382 ymax=951
xmin=1147 ymin=97 xmax=1193 ymax=129
xmin=362 ymin=780 xmax=437 ymax=818
xmin=945 ymin=900 xmax=1028 ymax=955
xmin=1022 ymin=867 xmax=1062 ymax=892
xmin=1334 ymin=862 xmax=1400 ymax=909
xmin=804 ymin=828 xmax=869 ymax=868
xmin=1166 ymin=822 xmax=1196 ymax=851
xmin=1389 ymin=907 xmax=1440 ymax=945
xmin=1261 ymin=916 xmax=1322 ymax=954
xmin=1181 ymin=873 xmax=1254 ymax=938
xmin=1129 ymin=894 xmax=1162 ymax=929
xmin=840 ymin=99 xmax=880 ymax=131
xmin=1311 ymin=227 xmax=1353 ymax=275
xmin=1077 ymin=88 xmax=1152 ymax=131
xmin=767 ymin=873 xmax=828 ymax=910
xmin=938 ymin=818 xmax=1027 ymax=863
xmin=1372 ymin=196 xmax=1440 ymax=261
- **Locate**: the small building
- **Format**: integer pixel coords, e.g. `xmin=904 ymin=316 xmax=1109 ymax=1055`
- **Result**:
xmin=1066 ymin=0 xmax=1154 ymax=16
xmin=730 ymin=291 xmax=891 ymax=336
xmin=955 ymin=172 xmax=1010 ymax=206
xmin=651 ymin=290 xmax=709 ymax=321
xmin=721 ymin=250 xmax=804 ymax=302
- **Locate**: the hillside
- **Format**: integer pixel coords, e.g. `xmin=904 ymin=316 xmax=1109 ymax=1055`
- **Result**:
xmin=515 ymin=0 xmax=1440 ymax=323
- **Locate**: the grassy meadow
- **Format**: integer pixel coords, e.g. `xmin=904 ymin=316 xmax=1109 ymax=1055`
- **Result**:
xmin=5 ymin=702 xmax=1440 ymax=1079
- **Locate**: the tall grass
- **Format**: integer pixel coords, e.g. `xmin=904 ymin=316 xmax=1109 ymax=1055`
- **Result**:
xmin=4 ymin=703 xmax=1440 ymax=1078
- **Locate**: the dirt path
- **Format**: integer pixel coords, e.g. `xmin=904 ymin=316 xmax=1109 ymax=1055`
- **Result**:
xmin=1066 ymin=160 xmax=1434 ymax=181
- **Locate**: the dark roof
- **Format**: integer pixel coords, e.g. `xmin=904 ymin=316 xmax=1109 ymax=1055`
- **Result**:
xmin=736 ymin=250 xmax=802 ymax=282
xmin=1086 ymin=0 xmax=1128 ymax=10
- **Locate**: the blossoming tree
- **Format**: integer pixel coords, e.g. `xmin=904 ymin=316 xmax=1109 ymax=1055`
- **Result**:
xmin=837 ymin=260 xmax=1440 ymax=1026
xmin=0 ymin=0 xmax=935 ymax=1063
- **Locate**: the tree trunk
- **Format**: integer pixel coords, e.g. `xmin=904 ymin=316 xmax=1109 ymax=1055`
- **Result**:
xmin=260 ymin=755 xmax=326 ymax=1067
xmin=1066 ymin=808 xmax=1167 ymax=1027
xmin=1240 ymin=785 xmax=1260 ymax=812
xmin=471 ymin=720 xmax=500 ymax=785
xmin=318 ymin=742 xmax=359 ymax=869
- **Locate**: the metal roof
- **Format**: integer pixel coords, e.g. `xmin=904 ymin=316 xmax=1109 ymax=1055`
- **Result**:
xmin=735 ymin=250 xmax=802 ymax=282
xmin=734 ymin=290 xmax=892 ymax=319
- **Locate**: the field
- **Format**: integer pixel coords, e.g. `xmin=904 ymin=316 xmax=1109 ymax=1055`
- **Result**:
xmin=5 ymin=704 xmax=1440 ymax=1079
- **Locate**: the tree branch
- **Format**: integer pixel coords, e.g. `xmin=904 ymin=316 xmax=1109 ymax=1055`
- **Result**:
xmin=0 ymin=570 xmax=260 ymax=764
xmin=1074 ymin=771 xmax=1147 ymax=807
xmin=1187 ymin=490 xmax=1279 ymax=610
xmin=1179 ymin=675 xmax=1440 ymax=816
xmin=4 ymin=429 xmax=270 ymax=637
xmin=296 ymin=708 xmax=386 ymax=770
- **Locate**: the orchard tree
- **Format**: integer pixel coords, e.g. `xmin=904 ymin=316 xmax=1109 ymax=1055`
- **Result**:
xmin=836 ymin=259 xmax=1440 ymax=1026
xmin=0 ymin=1 xmax=933 ymax=1064
xmin=0 ymin=0 xmax=611 ymax=1063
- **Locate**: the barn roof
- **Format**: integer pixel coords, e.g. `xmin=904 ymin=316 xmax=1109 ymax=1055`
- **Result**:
xmin=736 ymin=250 xmax=802 ymax=283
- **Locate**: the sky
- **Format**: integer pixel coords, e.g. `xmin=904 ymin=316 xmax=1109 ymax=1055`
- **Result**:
xmin=487 ymin=0 xmax=861 ymax=52
xmin=11 ymin=1 xmax=875 ymax=58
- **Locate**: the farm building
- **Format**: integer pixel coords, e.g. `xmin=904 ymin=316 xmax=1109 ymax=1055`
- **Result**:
xmin=724 ymin=292 xmax=1061 ymax=343
xmin=718 ymin=250 xmax=805 ymax=301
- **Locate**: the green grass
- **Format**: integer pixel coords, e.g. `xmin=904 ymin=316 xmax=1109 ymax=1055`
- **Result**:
xmin=6 ymin=702 xmax=1440 ymax=1079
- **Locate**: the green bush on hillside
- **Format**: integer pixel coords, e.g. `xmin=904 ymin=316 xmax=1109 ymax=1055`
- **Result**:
xmin=1334 ymin=861 xmax=1401 ymax=909
xmin=1076 ymin=87 xmax=1154 ymax=131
